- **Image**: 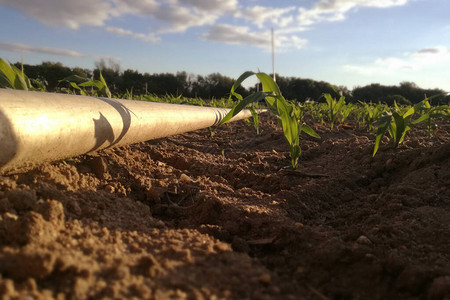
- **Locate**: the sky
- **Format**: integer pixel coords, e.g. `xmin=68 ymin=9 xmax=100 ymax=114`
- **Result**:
xmin=0 ymin=0 xmax=449 ymax=92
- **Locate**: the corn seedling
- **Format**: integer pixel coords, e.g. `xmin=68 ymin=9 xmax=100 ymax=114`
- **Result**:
xmin=337 ymin=103 xmax=354 ymax=125
xmin=292 ymin=102 xmax=320 ymax=137
xmin=245 ymin=106 xmax=261 ymax=135
xmin=323 ymin=93 xmax=345 ymax=130
xmin=303 ymin=101 xmax=325 ymax=125
xmin=373 ymin=99 xmax=430 ymax=156
xmin=413 ymin=96 xmax=449 ymax=136
xmin=0 ymin=58 xmax=46 ymax=91
xmin=118 ymin=88 xmax=134 ymax=100
xmin=61 ymin=73 xmax=111 ymax=98
xmin=219 ymin=71 xmax=319 ymax=169
xmin=358 ymin=101 xmax=388 ymax=133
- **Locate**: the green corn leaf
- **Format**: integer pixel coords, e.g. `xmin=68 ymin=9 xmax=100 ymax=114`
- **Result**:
xmin=373 ymin=114 xmax=392 ymax=156
xmin=249 ymin=106 xmax=259 ymax=122
xmin=79 ymin=80 xmax=102 ymax=89
xmin=66 ymin=72 xmax=111 ymax=98
xmin=256 ymin=72 xmax=281 ymax=96
xmin=412 ymin=113 xmax=430 ymax=125
xmin=324 ymin=94 xmax=333 ymax=108
xmin=388 ymin=121 xmax=395 ymax=142
xmin=256 ymin=72 xmax=281 ymax=113
xmin=402 ymin=105 xmax=415 ymax=118
xmin=0 ymin=58 xmax=17 ymax=88
xmin=398 ymin=125 xmax=411 ymax=144
xmin=9 ymin=63 xmax=30 ymax=90
xmin=99 ymin=72 xmax=112 ymax=98
xmin=277 ymin=97 xmax=298 ymax=146
xmin=392 ymin=112 xmax=406 ymax=147
xmin=336 ymin=96 xmax=346 ymax=111
xmin=69 ymin=82 xmax=87 ymax=96
xmin=394 ymin=101 xmax=400 ymax=111
xmin=25 ymin=77 xmax=33 ymax=89
xmin=231 ymin=71 xmax=255 ymax=99
xmin=290 ymin=144 xmax=301 ymax=169
xmin=218 ymin=91 xmax=270 ymax=125
xmin=300 ymin=124 xmax=320 ymax=138
xmin=0 ymin=72 xmax=9 ymax=88
xmin=60 ymin=74 xmax=89 ymax=84
xmin=249 ymin=106 xmax=260 ymax=135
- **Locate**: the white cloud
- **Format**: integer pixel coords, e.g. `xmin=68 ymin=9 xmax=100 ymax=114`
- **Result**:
xmin=297 ymin=0 xmax=410 ymax=26
xmin=411 ymin=46 xmax=450 ymax=64
xmin=277 ymin=35 xmax=308 ymax=51
xmin=0 ymin=0 xmax=227 ymax=40
xmin=343 ymin=46 xmax=450 ymax=75
xmin=0 ymin=0 xmax=112 ymax=29
xmin=235 ymin=6 xmax=296 ymax=28
xmin=111 ymin=0 xmax=160 ymax=15
xmin=106 ymin=27 xmax=160 ymax=42
xmin=113 ymin=0 xmax=235 ymax=35
xmin=203 ymin=24 xmax=269 ymax=48
xmin=0 ymin=0 xmax=412 ymax=50
xmin=202 ymin=24 xmax=307 ymax=50
xmin=0 ymin=42 xmax=84 ymax=57
xmin=177 ymin=0 xmax=237 ymax=13
xmin=154 ymin=4 xmax=218 ymax=33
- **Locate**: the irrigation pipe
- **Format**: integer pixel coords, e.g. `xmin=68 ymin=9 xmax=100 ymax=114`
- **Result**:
xmin=0 ymin=89 xmax=259 ymax=174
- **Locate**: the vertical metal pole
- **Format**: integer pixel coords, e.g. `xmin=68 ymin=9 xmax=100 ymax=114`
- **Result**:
xmin=271 ymin=28 xmax=276 ymax=82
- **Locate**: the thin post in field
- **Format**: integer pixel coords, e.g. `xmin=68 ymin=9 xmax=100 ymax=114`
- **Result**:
xmin=271 ymin=28 xmax=276 ymax=82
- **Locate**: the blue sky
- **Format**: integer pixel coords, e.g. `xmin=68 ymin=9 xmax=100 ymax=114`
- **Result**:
xmin=0 ymin=0 xmax=449 ymax=92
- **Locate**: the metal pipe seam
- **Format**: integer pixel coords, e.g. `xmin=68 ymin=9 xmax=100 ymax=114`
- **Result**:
xmin=0 ymin=89 xmax=257 ymax=174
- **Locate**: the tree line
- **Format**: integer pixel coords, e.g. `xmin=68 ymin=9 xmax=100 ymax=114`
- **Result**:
xmin=17 ymin=61 xmax=449 ymax=105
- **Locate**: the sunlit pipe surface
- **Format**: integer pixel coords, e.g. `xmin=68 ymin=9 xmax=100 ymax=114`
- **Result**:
xmin=0 ymin=89 xmax=253 ymax=174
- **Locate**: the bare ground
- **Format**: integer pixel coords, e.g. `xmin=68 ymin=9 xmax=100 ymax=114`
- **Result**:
xmin=0 ymin=115 xmax=449 ymax=300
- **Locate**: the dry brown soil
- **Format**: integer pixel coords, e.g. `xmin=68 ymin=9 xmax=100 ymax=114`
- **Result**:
xmin=0 ymin=115 xmax=449 ymax=300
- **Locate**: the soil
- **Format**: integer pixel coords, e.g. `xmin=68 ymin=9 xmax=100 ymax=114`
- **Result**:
xmin=0 ymin=115 xmax=449 ymax=300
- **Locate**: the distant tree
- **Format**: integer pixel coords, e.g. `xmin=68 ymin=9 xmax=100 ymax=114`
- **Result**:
xmin=352 ymin=82 xmax=447 ymax=105
xmin=204 ymin=73 xmax=235 ymax=98
xmin=13 ymin=60 xmax=448 ymax=105
xmin=266 ymin=75 xmax=344 ymax=102
xmin=42 ymin=62 xmax=73 ymax=91
xmin=72 ymin=67 xmax=91 ymax=79
xmin=352 ymin=83 xmax=386 ymax=103
xmin=146 ymin=73 xmax=181 ymax=96
xmin=175 ymin=71 xmax=191 ymax=96
xmin=120 ymin=69 xmax=144 ymax=94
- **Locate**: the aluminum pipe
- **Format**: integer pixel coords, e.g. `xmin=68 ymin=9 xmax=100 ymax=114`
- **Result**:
xmin=0 ymin=89 xmax=254 ymax=174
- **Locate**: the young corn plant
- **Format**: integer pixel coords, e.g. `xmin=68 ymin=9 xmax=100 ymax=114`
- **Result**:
xmin=372 ymin=99 xmax=430 ymax=156
xmin=413 ymin=97 xmax=449 ymax=136
xmin=61 ymin=73 xmax=111 ymax=98
xmin=358 ymin=101 xmax=388 ymax=133
xmin=337 ymin=103 xmax=354 ymax=126
xmin=219 ymin=71 xmax=319 ymax=169
xmin=304 ymin=101 xmax=326 ymax=125
xmin=323 ymin=92 xmax=345 ymax=130
xmin=0 ymin=58 xmax=46 ymax=91
xmin=245 ymin=106 xmax=261 ymax=135
xmin=293 ymin=101 xmax=321 ymax=143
